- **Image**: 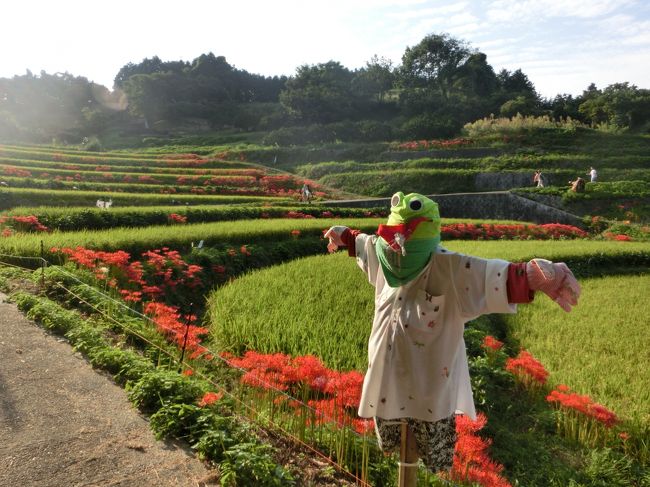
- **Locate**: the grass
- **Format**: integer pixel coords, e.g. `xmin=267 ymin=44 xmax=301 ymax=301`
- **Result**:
xmin=0 ymin=218 xmax=384 ymax=258
xmin=207 ymin=240 xmax=650 ymax=372
xmin=503 ymin=273 xmax=650 ymax=426
xmin=208 ymin=252 xmax=375 ymax=371
xmin=0 ymin=186 xmax=289 ymax=209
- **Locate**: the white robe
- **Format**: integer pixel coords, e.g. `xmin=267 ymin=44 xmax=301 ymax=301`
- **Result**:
xmin=354 ymin=234 xmax=516 ymax=422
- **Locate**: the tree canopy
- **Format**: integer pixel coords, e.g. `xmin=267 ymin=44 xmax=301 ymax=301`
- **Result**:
xmin=1 ymin=33 xmax=648 ymax=144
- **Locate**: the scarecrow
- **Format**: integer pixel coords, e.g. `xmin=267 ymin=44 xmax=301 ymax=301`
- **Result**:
xmin=325 ymin=192 xmax=580 ymax=480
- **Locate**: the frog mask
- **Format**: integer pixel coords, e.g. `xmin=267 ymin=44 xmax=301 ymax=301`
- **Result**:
xmin=376 ymin=192 xmax=441 ymax=287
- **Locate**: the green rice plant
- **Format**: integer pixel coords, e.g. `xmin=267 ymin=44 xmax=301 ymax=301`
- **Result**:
xmin=0 ymin=165 xmax=261 ymax=186
xmin=0 ymin=204 xmax=376 ymax=231
xmin=0 ymin=155 xmax=261 ymax=175
xmin=504 ymin=274 xmax=650 ymax=427
xmin=0 ymin=175 xmax=269 ymax=195
xmin=0 ymin=186 xmax=285 ymax=209
xmin=319 ymin=168 xmax=477 ymax=196
xmin=207 ymin=240 xmax=650 ymax=372
xmin=209 ymin=252 xmax=375 ymax=371
xmin=0 ymin=217 xmax=383 ymax=262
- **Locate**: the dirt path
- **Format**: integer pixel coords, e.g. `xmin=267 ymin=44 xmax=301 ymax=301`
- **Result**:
xmin=0 ymin=291 xmax=216 ymax=487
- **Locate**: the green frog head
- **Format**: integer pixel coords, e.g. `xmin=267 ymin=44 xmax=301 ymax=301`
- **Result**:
xmin=386 ymin=192 xmax=441 ymax=239
xmin=376 ymin=192 xmax=442 ymax=287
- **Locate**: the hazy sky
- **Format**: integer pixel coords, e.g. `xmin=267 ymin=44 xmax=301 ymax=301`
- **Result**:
xmin=2 ymin=0 xmax=649 ymax=98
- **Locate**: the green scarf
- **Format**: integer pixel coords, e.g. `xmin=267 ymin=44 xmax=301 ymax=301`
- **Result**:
xmin=376 ymin=235 xmax=439 ymax=287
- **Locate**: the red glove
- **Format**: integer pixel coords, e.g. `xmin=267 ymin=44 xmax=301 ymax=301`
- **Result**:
xmin=526 ymin=259 xmax=581 ymax=312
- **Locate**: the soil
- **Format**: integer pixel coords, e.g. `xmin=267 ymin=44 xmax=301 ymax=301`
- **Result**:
xmin=0 ymin=290 xmax=219 ymax=487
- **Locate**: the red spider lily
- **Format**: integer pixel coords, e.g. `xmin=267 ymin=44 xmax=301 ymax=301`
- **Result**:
xmin=546 ymin=385 xmax=619 ymax=428
xmin=167 ymin=213 xmax=187 ymax=224
xmin=291 ymin=229 xmax=301 ymax=237
xmin=293 ymin=355 xmax=329 ymax=390
xmin=440 ymin=223 xmax=587 ymax=241
xmin=240 ymin=245 xmax=251 ymax=256
xmin=505 ymin=350 xmax=549 ymax=386
xmin=198 ymin=391 xmax=223 ymax=407
xmin=1 ymin=228 xmax=12 ymax=237
xmin=285 ymin=210 xmax=315 ymax=219
xmin=227 ymin=350 xmax=367 ymax=435
xmin=482 ymin=335 xmax=504 ymax=351
xmin=7 ymin=215 xmax=49 ymax=232
xmin=352 ymin=418 xmax=375 ymax=435
xmin=323 ymin=370 xmax=364 ymax=409
xmin=443 ymin=413 xmax=512 ymax=487
xmin=119 ymin=290 xmax=142 ymax=303
xmin=144 ymin=302 xmax=209 ymax=358
xmin=182 ymin=369 xmax=194 ymax=376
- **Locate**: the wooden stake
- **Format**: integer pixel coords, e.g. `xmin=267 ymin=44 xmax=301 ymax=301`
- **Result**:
xmin=397 ymin=421 xmax=418 ymax=487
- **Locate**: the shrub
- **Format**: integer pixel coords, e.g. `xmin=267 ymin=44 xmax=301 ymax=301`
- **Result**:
xmin=127 ymin=369 xmax=204 ymax=413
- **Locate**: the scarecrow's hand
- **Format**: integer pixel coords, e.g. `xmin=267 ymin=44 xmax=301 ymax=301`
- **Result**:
xmin=526 ymin=259 xmax=581 ymax=312
xmin=324 ymin=226 xmax=349 ymax=253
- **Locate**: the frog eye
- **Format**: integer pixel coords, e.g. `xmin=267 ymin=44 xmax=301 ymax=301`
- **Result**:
xmin=390 ymin=193 xmax=401 ymax=207
xmin=409 ymin=199 xmax=422 ymax=211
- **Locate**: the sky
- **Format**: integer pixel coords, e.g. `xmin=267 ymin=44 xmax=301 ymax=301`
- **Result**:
xmin=2 ymin=0 xmax=649 ymax=99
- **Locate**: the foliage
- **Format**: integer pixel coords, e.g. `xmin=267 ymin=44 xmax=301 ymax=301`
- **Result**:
xmin=0 ymin=186 xmax=282 ymax=210
xmin=0 ymin=217 xmax=382 ymax=264
xmin=463 ymin=114 xmax=587 ymax=136
xmin=504 ymin=274 xmax=650 ymax=427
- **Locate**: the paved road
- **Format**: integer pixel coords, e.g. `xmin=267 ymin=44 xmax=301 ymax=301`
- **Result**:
xmin=0 ymin=291 xmax=215 ymax=487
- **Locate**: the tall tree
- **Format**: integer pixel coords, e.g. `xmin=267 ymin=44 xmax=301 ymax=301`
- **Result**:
xmin=353 ymin=55 xmax=395 ymax=102
xmin=279 ymin=61 xmax=355 ymax=123
xmin=400 ymin=33 xmax=472 ymax=101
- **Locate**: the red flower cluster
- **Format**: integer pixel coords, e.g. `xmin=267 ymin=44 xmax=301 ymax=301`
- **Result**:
xmin=441 ymin=223 xmax=588 ymax=240
xmin=505 ymin=350 xmax=549 ymax=386
xmin=285 ymin=211 xmax=315 ymax=219
xmin=144 ymin=301 xmax=209 ymax=359
xmin=443 ymin=413 xmax=512 ymax=487
xmin=482 ymin=335 xmax=504 ymax=351
xmin=396 ymin=138 xmax=473 ymax=151
xmin=603 ymin=232 xmax=632 ymax=241
xmin=198 ymin=391 xmax=223 ymax=407
xmin=225 ymin=351 xmax=371 ymax=434
xmin=167 ymin=213 xmax=187 ymax=224
xmin=0 ymin=215 xmax=49 ymax=233
xmin=546 ymin=384 xmax=619 ymax=428
xmin=1 ymin=165 xmax=32 ymax=177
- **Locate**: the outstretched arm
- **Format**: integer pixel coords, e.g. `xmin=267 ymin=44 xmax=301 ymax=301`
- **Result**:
xmin=324 ymin=226 xmax=360 ymax=256
xmin=507 ymin=259 xmax=581 ymax=312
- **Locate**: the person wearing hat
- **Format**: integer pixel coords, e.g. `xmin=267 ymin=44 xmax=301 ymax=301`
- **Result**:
xmin=325 ymin=192 xmax=580 ymax=474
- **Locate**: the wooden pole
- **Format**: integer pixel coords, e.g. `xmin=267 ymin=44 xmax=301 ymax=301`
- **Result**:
xmin=397 ymin=421 xmax=418 ymax=487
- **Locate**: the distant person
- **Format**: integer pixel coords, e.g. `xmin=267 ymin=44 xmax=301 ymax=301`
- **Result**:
xmin=587 ymin=167 xmax=597 ymax=182
xmin=533 ymin=170 xmax=544 ymax=188
xmin=300 ymin=183 xmax=313 ymax=203
xmin=569 ymin=177 xmax=585 ymax=193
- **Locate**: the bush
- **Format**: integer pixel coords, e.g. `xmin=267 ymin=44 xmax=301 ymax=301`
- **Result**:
xmin=400 ymin=114 xmax=460 ymax=139
xmin=463 ymin=114 xmax=588 ymax=136
xmin=127 ymin=369 xmax=204 ymax=413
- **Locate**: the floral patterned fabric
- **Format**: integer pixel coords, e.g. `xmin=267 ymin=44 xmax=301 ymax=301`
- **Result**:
xmin=375 ymin=415 xmax=457 ymax=473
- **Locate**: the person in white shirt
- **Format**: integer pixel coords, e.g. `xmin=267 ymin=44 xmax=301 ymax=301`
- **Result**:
xmin=587 ymin=167 xmax=598 ymax=182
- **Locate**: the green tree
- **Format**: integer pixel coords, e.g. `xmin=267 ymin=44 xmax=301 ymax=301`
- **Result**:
xmin=400 ymin=33 xmax=472 ymax=101
xmin=578 ymin=82 xmax=650 ymax=130
xmin=279 ymin=61 xmax=355 ymax=123
xmin=353 ymin=55 xmax=395 ymax=102
xmin=113 ymin=56 xmax=187 ymax=89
